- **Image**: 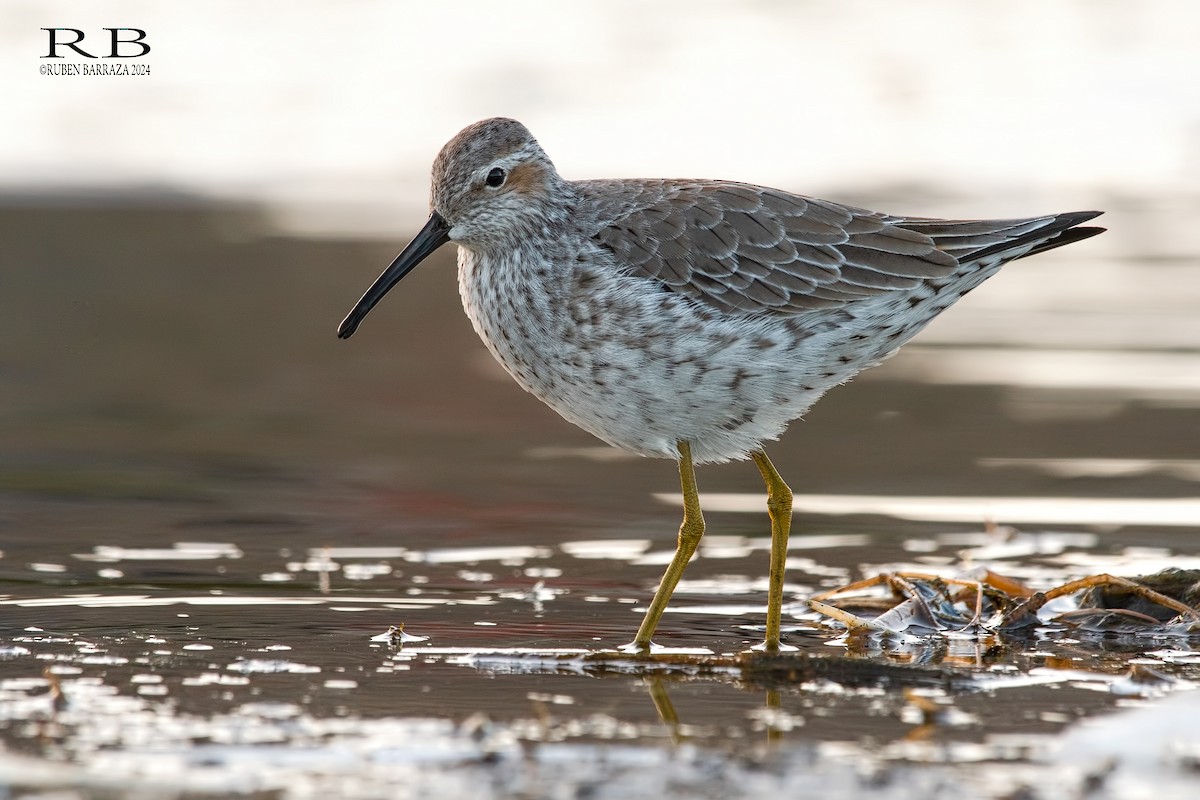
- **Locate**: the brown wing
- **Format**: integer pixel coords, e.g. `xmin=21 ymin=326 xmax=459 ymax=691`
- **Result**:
xmin=578 ymin=179 xmax=1078 ymax=316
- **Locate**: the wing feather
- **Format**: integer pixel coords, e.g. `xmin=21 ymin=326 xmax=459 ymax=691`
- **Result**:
xmin=580 ymin=179 xmax=1100 ymax=317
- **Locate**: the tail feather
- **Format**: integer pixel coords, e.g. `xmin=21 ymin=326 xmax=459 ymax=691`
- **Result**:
xmin=899 ymin=210 xmax=1105 ymax=264
xmin=1013 ymin=222 xmax=1106 ymax=261
xmin=966 ymin=210 xmax=1105 ymax=263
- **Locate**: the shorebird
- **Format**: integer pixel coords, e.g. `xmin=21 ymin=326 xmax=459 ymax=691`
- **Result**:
xmin=338 ymin=118 xmax=1104 ymax=653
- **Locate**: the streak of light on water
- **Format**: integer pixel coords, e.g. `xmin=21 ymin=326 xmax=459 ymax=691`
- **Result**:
xmin=666 ymin=494 xmax=1200 ymax=527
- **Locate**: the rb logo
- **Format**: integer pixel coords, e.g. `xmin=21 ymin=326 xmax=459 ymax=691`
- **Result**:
xmin=42 ymin=28 xmax=150 ymax=58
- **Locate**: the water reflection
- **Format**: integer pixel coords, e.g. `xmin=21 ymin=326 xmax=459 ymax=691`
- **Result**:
xmin=2 ymin=544 xmax=1199 ymax=798
xmin=678 ymin=493 xmax=1200 ymax=527
xmin=878 ymin=347 xmax=1200 ymax=393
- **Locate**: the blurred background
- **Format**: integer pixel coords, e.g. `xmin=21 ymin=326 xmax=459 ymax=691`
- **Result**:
xmin=2 ymin=0 xmax=1198 ymax=567
xmin=1 ymin=3 xmax=1199 ymax=794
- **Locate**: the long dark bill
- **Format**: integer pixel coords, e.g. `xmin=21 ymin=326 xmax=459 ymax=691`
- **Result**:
xmin=337 ymin=211 xmax=452 ymax=339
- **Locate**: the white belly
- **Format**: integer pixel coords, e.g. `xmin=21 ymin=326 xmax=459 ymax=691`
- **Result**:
xmin=456 ymin=246 xmax=844 ymax=463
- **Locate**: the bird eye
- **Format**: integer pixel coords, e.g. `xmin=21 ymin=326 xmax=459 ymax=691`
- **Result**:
xmin=485 ymin=167 xmax=506 ymax=188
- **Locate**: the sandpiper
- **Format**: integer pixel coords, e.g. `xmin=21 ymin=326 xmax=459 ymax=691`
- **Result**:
xmin=338 ymin=118 xmax=1104 ymax=652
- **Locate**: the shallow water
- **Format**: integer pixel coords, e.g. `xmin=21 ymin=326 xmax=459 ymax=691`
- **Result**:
xmin=2 ymin=201 xmax=1199 ymax=798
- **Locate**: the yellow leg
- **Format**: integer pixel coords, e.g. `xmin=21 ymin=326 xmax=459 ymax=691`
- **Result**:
xmin=627 ymin=440 xmax=705 ymax=652
xmin=751 ymin=449 xmax=793 ymax=652
xmin=645 ymin=677 xmax=682 ymax=744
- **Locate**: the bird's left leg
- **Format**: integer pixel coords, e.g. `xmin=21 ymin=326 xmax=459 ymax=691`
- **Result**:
xmin=751 ymin=449 xmax=795 ymax=652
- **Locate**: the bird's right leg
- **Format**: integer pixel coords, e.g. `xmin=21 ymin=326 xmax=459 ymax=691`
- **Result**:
xmin=626 ymin=440 xmax=705 ymax=652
